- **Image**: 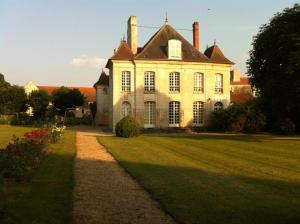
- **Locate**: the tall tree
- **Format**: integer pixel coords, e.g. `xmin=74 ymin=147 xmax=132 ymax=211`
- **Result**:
xmin=52 ymin=87 xmax=85 ymax=115
xmin=28 ymin=90 xmax=50 ymax=119
xmin=247 ymin=4 xmax=300 ymax=131
xmin=0 ymin=73 xmax=10 ymax=89
xmin=0 ymin=85 xmax=27 ymax=115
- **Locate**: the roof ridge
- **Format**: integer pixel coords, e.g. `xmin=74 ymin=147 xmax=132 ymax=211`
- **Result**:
xmin=135 ymin=23 xmax=167 ymax=58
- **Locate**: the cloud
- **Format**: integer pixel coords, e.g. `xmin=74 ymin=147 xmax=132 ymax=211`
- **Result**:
xmin=71 ymin=55 xmax=107 ymax=69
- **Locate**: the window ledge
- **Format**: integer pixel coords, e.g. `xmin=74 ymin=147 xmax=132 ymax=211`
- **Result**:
xmin=169 ymin=91 xmax=180 ymax=94
xmin=144 ymin=91 xmax=155 ymax=94
xmin=193 ymin=91 xmax=204 ymax=94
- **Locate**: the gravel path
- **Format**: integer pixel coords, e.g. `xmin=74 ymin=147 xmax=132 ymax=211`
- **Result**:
xmin=73 ymin=130 xmax=175 ymax=224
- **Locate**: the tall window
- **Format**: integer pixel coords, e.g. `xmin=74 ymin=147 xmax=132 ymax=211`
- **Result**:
xmin=214 ymin=102 xmax=223 ymax=111
xmin=122 ymin=71 xmax=131 ymax=92
xmin=169 ymin=72 xmax=180 ymax=92
xmin=144 ymin=101 xmax=156 ymax=128
xmin=121 ymin=102 xmax=131 ymax=118
xmin=169 ymin=101 xmax=180 ymax=126
xmin=193 ymin=101 xmax=204 ymax=126
xmin=168 ymin=39 xmax=182 ymax=60
xmin=144 ymin=71 xmax=155 ymax=92
xmin=194 ymin=72 xmax=204 ymax=93
xmin=215 ymin=73 xmax=223 ymax=94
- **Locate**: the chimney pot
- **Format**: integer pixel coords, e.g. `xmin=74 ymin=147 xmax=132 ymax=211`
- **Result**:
xmin=193 ymin=21 xmax=199 ymax=51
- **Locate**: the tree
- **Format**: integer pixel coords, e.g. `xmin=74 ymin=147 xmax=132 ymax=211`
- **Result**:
xmin=52 ymin=87 xmax=85 ymax=115
xmin=0 ymin=73 xmax=10 ymax=89
xmin=0 ymin=85 xmax=27 ymax=115
xmin=247 ymin=4 xmax=300 ymax=131
xmin=28 ymin=90 xmax=50 ymax=119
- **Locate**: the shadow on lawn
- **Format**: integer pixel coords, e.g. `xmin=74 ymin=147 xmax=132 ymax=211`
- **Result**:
xmin=147 ymin=133 xmax=300 ymax=143
xmin=113 ymin=160 xmax=300 ymax=224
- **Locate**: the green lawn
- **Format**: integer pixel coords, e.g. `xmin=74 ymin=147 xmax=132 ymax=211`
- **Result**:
xmin=0 ymin=128 xmax=76 ymax=224
xmin=0 ymin=125 xmax=32 ymax=148
xmin=98 ymin=134 xmax=300 ymax=224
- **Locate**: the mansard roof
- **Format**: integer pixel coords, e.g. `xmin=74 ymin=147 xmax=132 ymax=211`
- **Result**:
xmin=204 ymin=44 xmax=234 ymax=65
xmin=135 ymin=24 xmax=210 ymax=62
xmin=94 ymin=71 xmax=109 ymax=87
xmin=111 ymin=40 xmax=134 ymax=60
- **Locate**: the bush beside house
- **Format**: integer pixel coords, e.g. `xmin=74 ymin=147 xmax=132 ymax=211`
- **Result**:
xmin=116 ymin=116 xmax=140 ymax=138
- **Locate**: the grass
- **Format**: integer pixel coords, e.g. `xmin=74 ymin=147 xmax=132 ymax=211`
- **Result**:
xmin=0 ymin=125 xmax=32 ymax=148
xmin=98 ymin=134 xmax=300 ymax=224
xmin=0 ymin=128 xmax=76 ymax=224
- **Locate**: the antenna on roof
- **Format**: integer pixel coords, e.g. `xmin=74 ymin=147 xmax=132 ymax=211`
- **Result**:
xmin=165 ymin=12 xmax=168 ymax=24
xmin=122 ymin=34 xmax=126 ymax=42
xmin=214 ymin=39 xmax=217 ymax=45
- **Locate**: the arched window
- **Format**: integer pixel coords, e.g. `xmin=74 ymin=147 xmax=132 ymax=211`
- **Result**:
xmin=193 ymin=101 xmax=204 ymax=126
xmin=144 ymin=101 xmax=156 ymax=128
xmin=215 ymin=73 xmax=223 ymax=94
xmin=121 ymin=71 xmax=131 ymax=92
xmin=169 ymin=101 xmax=180 ymax=127
xmin=144 ymin=71 xmax=155 ymax=92
xmin=168 ymin=39 xmax=182 ymax=60
xmin=214 ymin=102 xmax=223 ymax=111
xmin=121 ymin=102 xmax=131 ymax=118
xmin=194 ymin=72 xmax=204 ymax=93
xmin=169 ymin=72 xmax=180 ymax=92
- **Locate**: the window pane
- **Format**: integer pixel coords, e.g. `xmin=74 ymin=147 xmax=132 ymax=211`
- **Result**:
xmin=144 ymin=72 xmax=155 ymax=92
xmin=169 ymin=101 xmax=180 ymax=125
xmin=121 ymin=102 xmax=131 ymax=118
xmin=214 ymin=102 xmax=223 ymax=111
xmin=122 ymin=71 xmax=130 ymax=92
xmin=169 ymin=72 xmax=180 ymax=92
xmin=194 ymin=73 xmax=204 ymax=92
xmin=144 ymin=101 xmax=155 ymax=127
xmin=215 ymin=73 xmax=223 ymax=94
xmin=193 ymin=101 xmax=204 ymax=125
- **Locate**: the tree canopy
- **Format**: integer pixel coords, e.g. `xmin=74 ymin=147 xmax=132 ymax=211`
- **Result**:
xmin=28 ymin=90 xmax=50 ymax=119
xmin=247 ymin=4 xmax=300 ymax=131
xmin=52 ymin=87 xmax=85 ymax=115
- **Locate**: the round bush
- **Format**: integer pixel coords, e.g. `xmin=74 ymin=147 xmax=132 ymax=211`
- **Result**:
xmin=115 ymin=116 xmax=140 ymax=138
xmin=274 ymin=118 xmax=295 ymax=135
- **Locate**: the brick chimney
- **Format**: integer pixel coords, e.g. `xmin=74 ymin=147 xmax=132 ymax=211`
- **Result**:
xmin=127 ymin=16 xmax=138 ymax=55
xmin=193 ymin=21 xmax=199 ymax=51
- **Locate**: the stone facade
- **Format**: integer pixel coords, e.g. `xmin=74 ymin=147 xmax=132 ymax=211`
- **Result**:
xmin=95 ymin=16 xmax=234 ymax=131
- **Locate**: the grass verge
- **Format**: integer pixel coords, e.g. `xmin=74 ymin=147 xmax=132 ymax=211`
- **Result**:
xmin=98 ymin=134 xmax=300 ymax=224
xmin=0 ymin=130 xmax=76 ymax=224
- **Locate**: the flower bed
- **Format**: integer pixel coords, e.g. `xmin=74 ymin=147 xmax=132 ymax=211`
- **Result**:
xmin=0 ymin=125 xmax=65 ymax=182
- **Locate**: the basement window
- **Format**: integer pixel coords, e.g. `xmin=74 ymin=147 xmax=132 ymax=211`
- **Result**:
xmin=168 ymin=39 xmax=182 ymax=60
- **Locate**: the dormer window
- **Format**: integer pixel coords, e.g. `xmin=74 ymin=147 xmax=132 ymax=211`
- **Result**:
xmin=168 ymin=39 xmax=182 ymax=60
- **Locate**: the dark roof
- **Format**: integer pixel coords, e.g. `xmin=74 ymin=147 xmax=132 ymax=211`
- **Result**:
xmin=135 ymin=24 xmax=210 ymax=62
xmin=230 ymin=77 xmax=250 ymax=85
xmin=230 ymin=92 xmax=253 ymax=104
xmin=111 ymin=40 xmax=134 ymax=60
xmin=204 ymin=45 xmax=234 ymax=65
xmin=94 ymin=71 xmax=109 ymax=87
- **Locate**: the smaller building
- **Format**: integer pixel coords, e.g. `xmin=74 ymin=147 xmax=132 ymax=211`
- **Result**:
xmin=230 ymin=70 xmax=254 ymax=104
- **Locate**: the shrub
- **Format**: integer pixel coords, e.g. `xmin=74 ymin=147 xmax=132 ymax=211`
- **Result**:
xmin=0 ymin=115 xmax=13 ymax=124
xmin=0 ymin=136 xmax=44 ymax=182
xmin=115 ymin=116 xmax=140 ymax=138
xmin=10 ymin=114 xmax=35 ymax=126
xmin=273 ymin=118 xmax=295 ymax=135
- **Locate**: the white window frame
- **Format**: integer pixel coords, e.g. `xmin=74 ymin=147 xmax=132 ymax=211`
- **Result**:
xmin=144 ymin=101 xmax=156 ymax=128
xmin=122 ymin=71 xmax=131 ymax=92
xmin=215 ymin=73 xmax=223 ymax=94
xmin=193 ymin=101 xmax=204 ymax=126
xmin=194 ymin=72 xmax=204 ymax=93
xmin=121 ymin=101 xmax=131 ymax=118
xmin=169 ymin=72 xmax=180 ymax=92
xmin=169 ymin=101 xmax=180 ymax=127
xmin=144 ymin=71 xmax=155 ymax=92
xmin=214 ymin=102 xmax=223 ymax=111
xmin=168 ymin=39 xmax=182 ymax=60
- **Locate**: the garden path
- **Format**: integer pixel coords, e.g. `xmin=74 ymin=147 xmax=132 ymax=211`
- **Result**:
xmin=73 ymin=129 xmax=175 ymax=224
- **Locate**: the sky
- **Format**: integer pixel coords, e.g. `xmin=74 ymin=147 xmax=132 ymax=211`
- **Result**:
xmin=0 ymin=0 xmax=299 ymax=87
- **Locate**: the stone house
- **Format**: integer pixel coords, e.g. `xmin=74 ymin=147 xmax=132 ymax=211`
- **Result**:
xmin=94 ymin=16 xmax=235 ymax=130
